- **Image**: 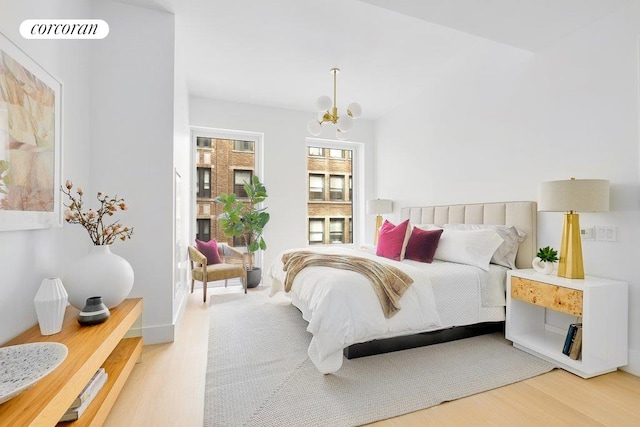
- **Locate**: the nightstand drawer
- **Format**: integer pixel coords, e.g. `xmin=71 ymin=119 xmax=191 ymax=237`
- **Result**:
xmin=511 ymin=276 xmax=583 ymax=317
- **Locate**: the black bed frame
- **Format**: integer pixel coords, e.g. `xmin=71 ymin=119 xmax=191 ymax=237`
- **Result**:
xmin=343 ymin=321 xmax=505 ymax=359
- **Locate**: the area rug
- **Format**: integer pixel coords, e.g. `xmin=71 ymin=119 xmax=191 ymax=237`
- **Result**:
xmin=204 ymin=289 xmax=554 ymax=427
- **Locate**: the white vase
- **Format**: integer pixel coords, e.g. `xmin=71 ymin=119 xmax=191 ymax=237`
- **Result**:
xmin=532 ymin=257 xmax=555 ymax=274
xmin=34 ymin=277 xmax=68 ymax=335
xmin=63 ymin=245 xmax=134 ymax=310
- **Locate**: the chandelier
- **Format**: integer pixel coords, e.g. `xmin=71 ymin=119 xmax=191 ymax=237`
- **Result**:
xmin=307 ymin=68 xmax=362 ymax=140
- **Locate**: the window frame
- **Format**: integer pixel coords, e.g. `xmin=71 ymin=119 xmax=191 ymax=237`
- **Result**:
xmin=308 ymin=173 xmax=325 ymax=201
xmin=196 ymin=218 xmax=211 ymax=242
xmin=196 ymin=167 xmax=211 ymax=198
xmin=234 ymin=169 xmax=253 ymax=199
xmin=309 ymin=218 xmax=325 ymax=244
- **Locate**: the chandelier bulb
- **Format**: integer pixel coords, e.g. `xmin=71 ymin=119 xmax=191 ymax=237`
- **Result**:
xmin=347 ymin=102 xmax=362 ymax=119
xmin=336 ymin=129 xmax=349 ymax=140
xmin=307 ymin=120 xmax=322 ymax=136
xmin=337 ymin=115 xmax=353 ymax=132
xmin=316 ymin=95 xmax=332 ymax=112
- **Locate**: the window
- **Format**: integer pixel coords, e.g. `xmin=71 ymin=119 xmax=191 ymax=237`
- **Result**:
xmin=309 ymin=147 xmax=324 ymax=157
xmin=306 ymin=142 xmax=358 ymax=245
xmin=234 ymin=170 xmax=252 ymax=198
xmin=309 ymin=219 xmax=324 ymax=244
xmin=233 ymin=235 xmax=246 ymax=247
xmin=329 ymin=175 xmax=344 ymax=201
xmin=196 ymin=219 xmax=211 ymax=242
xmin=309 ymin=174 xmax=325 ymax=201
xmin=197 ymin=167 xmax=211 ymax=198
xmin=329 ymin=149 xmax=344 ymax=159
xmin=196 ymin=137 xmax=211 ymax=148
xmin=330 ymin=218 xmax=345 ymax=243
xmin=233 ymin=140 xmax=254 ymax=152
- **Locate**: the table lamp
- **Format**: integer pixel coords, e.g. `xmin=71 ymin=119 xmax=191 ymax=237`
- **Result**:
xmin=538 ymin=178 xmax=609 ymax=279
xmin=366 ymin=199 xmax=393 ymax=244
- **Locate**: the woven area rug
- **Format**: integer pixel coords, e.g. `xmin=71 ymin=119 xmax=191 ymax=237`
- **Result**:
xmin=204 ymin=289 xmax=554 ymax=427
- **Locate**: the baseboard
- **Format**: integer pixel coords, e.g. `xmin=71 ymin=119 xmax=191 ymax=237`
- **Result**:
xmin=621 ymin=348 xmax=640 ymax=377
xmin=141 ymin=322 xmax=175 ymax=344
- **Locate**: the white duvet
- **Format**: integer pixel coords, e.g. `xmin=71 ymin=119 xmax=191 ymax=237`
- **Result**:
xmin=269 ymin=246 xmax=509 ymax=374
xmin=268 ymin=246 xmax=442 ymax=373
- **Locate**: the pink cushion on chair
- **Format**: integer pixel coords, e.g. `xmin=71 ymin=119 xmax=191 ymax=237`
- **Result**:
xmin=195 ymin=239 xmax=222 ymax=265
xmin=376 ymin=219 xmax=411 ymax=261
xmin=404 ymin=227 xmax=444 ymax=263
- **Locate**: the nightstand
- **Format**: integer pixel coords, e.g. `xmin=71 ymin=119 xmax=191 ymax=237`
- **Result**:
xmin=506 ymin=269 xmax=628 ymax=378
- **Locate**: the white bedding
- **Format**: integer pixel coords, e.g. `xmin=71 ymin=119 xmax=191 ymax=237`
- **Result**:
xmin=268 ymin=246 xmax=508 ymax=373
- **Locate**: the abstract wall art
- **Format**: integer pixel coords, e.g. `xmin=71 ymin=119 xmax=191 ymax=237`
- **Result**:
xmin=0 ymin=31 xmax=62 ymax=231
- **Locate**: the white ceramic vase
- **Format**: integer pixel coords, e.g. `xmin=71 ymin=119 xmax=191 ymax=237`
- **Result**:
xmin=34 ymin=277 xmax=68 ymax=336
xmin=532 ymin=257 xmax=555 ymax=274
xmin=63 ymin=245 xmax=134 ymax=310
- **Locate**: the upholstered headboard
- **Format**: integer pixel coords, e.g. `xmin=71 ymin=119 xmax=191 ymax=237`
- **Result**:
xmin=400 ymin=201 xmax=537 ymax=269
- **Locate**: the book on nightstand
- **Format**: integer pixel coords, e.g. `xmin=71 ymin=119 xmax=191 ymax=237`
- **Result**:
xmin=58 ymin=368 xmax=108 ymax=422
xmin=562 ymin=323 xmax=579 ymax=355
xmin=569 ymin=325 xmax=583 ymax=360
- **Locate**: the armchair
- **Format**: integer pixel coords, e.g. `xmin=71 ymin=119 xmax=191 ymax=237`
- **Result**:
xmin=188 ymin=243 xmax=247 ymax=302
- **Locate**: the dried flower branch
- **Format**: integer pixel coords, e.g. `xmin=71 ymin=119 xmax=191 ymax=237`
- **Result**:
xmin=61 ymin=180 xmax=134 ymax=245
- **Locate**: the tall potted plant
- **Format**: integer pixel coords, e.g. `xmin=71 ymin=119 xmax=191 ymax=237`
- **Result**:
xmin=215 ymin=175 xmax=270 ymax=287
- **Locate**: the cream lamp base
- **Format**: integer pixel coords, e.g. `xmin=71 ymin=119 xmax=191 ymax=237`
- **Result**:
xmin=558 ymin=212 xmax=584 ymax=279
xmin=373 ymin=214 xmax=383 ymax=245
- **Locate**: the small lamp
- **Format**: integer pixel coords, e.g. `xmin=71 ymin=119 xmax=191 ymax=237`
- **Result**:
xmin=366 ymin=199 xmax=393 ymax=244
xmin=538 ymin=178 xmax=609 ymax=279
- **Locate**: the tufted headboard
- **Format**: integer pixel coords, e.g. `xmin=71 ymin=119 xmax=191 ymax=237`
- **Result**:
xmin=400 ymin=201 xmax=537 ymax=269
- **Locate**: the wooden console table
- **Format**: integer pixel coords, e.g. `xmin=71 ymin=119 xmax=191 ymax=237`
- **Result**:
xmin=0 ymin=298 xmax=143 ymax=426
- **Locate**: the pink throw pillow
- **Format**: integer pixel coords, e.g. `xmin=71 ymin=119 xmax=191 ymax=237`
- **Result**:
xmin=195 ymin=238 xmax=222 ymax=265
xmin=404 ymin=227 xmax=444 ymax=263
xmin=376 ymin=219 xmax=411 ymax=261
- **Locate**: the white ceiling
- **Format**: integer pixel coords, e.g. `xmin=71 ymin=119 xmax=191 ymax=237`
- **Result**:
xmin=119 ymin=0 xmax=631 ymax=119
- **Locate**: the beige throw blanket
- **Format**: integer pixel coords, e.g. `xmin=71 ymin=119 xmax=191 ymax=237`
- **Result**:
xmin=282 ymin=251 xmax=414 ymax=318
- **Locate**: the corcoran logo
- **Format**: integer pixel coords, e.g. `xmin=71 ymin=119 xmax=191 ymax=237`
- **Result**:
xmin=20 ymin=19 xmax=109 ymax=39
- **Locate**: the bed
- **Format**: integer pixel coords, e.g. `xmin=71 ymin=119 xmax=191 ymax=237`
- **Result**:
xmin=269 ymin=201 xmax=537 ymax=374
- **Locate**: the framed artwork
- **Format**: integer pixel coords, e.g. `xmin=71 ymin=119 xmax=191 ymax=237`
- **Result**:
xmin=0 ymin=31 xmax=62 ymax=231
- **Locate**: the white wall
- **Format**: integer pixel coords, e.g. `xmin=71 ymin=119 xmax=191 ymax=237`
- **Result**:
xmin=375 ymin=4 xmax=640 ymax=375
xmin=91 ymin=1 xmax=176 ymax=343
xmin=0 ymin=0 xmax=93 ymax=344
xmin=189 ymin=97 xmax=375 ymax=279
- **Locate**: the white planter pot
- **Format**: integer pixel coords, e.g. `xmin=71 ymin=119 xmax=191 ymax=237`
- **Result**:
xmin=63 ymin=245 xmax=134 ymax=309
xmin=532 ymin=257 xmax=555 ymax=275
xmin=34 ymin=278 xmax=68 ymax=335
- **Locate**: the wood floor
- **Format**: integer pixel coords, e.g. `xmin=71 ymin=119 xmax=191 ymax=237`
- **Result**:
xmin=105 ymin=284 xmax=640 ymax=426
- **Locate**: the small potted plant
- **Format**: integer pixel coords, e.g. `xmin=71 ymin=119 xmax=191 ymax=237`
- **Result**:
xmin=215 ymin=176 xmax=270 ymax=287
xmin=532 ymin=246 xmax=558 ymax=274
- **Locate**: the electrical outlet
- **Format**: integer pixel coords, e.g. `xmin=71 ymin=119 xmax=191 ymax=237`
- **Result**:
xmin=595 ymin=226 xmax=617 ymax=242
xmin=580 ymin=227 xmax=594 ymax=240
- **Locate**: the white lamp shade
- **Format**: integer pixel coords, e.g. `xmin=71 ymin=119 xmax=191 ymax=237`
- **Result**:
xmin=336 ymin=129 xmax=349 ymax=140
xmin=337 ymin=114 xmax=353 ymax=132
xmin=347 ymin=102 xmax=362 ymax=119
xmin=316 ymin=95 xmax=332 ymax=112
xmin=366 ymin=199 xmax=393 ymax=215
xmin=538 ymin=179 xmax=609 ymax=212
xmin=34 ymin=277 xmax=68 ymax=336
xmin=307 ymin=120 xmax=322 ymax=136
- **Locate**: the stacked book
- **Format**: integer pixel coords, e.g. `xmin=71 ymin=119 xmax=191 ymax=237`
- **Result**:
xmin=562 ymin=323 xmax=583 ymax=360
xmin=59 ymin=367 xmax=108 ymax=422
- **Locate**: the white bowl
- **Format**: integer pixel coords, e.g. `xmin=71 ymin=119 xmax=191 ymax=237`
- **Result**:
xmin=0 ymin=342 xmax=68 ymax=404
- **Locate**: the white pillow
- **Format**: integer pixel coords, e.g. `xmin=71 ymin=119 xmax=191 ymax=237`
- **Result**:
xmin=434 ymin=229 xmax=504 ymax=271
xmin=442 ymin=224 xmax=526 ymax=269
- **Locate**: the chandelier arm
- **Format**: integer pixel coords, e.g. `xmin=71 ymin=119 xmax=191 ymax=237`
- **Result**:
xmin=331 ymin=68 xmax=339 ymax=123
